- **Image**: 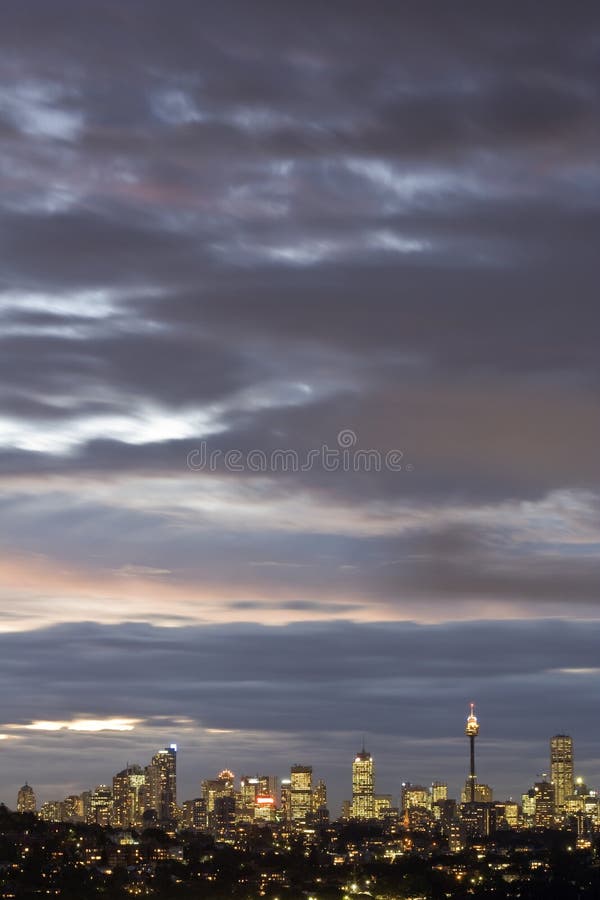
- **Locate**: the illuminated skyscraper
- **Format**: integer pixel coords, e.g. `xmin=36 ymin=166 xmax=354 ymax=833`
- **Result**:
xmin=202 ymin=769 xmax=235 ymax=814
xmin=402 ymin=783 xmax=431 ymax=812
xmin=112 ymin=765 xmax=146 ymax=828
xmin=550 ymin=734 xmax=574 ymax=812
xmin=39 ymin=801 xmax=63 ymax=823
xmin=373 ymin=794 xmax=392 ymax=820
xmin=182 ymin=798 xmax=206 ymax=830
xmin=239 ymin=775 xmax=259 ymax=821
xmin=290 ymin=765 xmax=312 ymax=824
xmin=534 ymin=779 xmax=555 ymax=827
xmin=280 ymin=778 xmax=291 ymax=822
xmin=503 ymin=800 xmax=519 ymax=828
xmin=259 ymin=774 xmax=278 ymax=798
xmin=62 ymin=795 xmax=83 ymax=822
xmin=461 ymin=801 xmax=491 ymax=838
xmin=146 ymin=745 xmax=177 ymax=823
xmin=431 ymin=783 xmax=448 ymax=823
xmin=465 ymin=703 xmax=480 ymax=804
xmin=239 ymin=774 xmax=277 ymax=822
xmin=254 ymin=794 xmax=276 ymax=822
xmin=352 ymin=748 xmax=375 ymax=819
xmin=16 ymin=783 xmax=36 ymax=813
xmin=461 ymin=781 xmax=493 ymax=803
xmin=87 ymin=785 xmax=113 ymax=826
xmin=313 ymin=778 xmax=327 ymax=812
xmin=521 ymin=789 xmax=536 ymax=826
xmin=431 ymin=782 xmax=448 ymax=804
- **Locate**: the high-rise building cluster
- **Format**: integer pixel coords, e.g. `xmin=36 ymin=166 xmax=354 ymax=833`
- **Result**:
xmin=7 ymin=710 xmax=599 ymax=849
xmin=26 ymin=744 xmax=179 ymax=830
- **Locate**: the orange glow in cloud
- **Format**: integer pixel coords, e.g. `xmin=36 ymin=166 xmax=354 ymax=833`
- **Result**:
xmin=0 ymin=552 xmax=366 ymax=631
xmin=0 ymin=550 xmax=574 ymax=633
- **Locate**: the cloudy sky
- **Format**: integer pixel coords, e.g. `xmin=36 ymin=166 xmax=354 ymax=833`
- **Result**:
xmin=1 ymin=1 xmax=600 ymax=813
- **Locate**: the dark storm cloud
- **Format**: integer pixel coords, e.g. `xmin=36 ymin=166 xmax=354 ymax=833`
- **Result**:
xmin=1 ymin=0 xmax=599 ymax=461
xmin=4 ymin=618 xmax=597 ymax=727
xmin=150 ymin=261 xmax=600 ymax=375
xmin=4 ymin=368 xmax=597 ymax=507
xmin=364 ymin=522 xmax=600 ymax=607
xmin=0 ymin=208 xmax=203 ymax=287
xmin=0 ymin=328 xmax=261 ymax=407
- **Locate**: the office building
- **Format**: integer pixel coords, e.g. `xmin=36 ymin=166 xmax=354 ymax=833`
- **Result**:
xmin=431 ymin=781 xmax=448 ymax=804
xmin=112 ymin=765 xmax=146 ymax=828
xmin=39 ymin=801 xmax=63 ymax=823
xmin=374 ymin=794 xmax=392 ymax=820
xmin=313 ymin=778 xmax=327 ymax=812
xmin=402 ymin=783 xmax=430 ymax=812
xmin=534 ymin=779 xmax=555 ymax=827
xmin=461 ymin=781 xmax=493 ymax=803
xmin=503 ymin=800 xmax=519 ymax=828
xmin=461 ymin=801 xmax=491 ymax=838
xmin=182 ymin=798 xmax=206 ymax=830
xmin=146 ymin=745 xmax=177 ymax=823
xmin=202 ymin=770 xmax=235 ymax=816
xmin=87 ymin=785 xmax=112 ymax=826
xmin=62 ymin=795 xmax=84 ymax=822
xmin=550 ymin=735 xmax=574 ymax=812
xmin=351 ymin=749 xmax=374 ymax=819
xmin=290 ymin=765 xmax=312 ymax=824
xmin=16 ymin=783 xmax=36 ymax=814
xmin=280 ymin=778 xmax=292 ymax=823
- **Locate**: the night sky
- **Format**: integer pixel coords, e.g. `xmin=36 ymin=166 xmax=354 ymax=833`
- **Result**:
xmin=1 ymin=1 xmax=600 ymax=814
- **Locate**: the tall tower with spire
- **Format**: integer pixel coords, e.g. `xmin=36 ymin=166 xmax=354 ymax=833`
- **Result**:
xmin=465 ymin=703 xmax=480 ymax=804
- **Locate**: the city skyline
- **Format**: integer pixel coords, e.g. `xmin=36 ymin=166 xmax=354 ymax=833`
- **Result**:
xmin=1 ymin=0 xmax=600 ymax=825
xmin=1 ymin=708 xmax=595 ymax=818
xmin=4 ymin=730 xmax=597 ymax=847
xmin=2 ymin=618 xmax=600 ymax=807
